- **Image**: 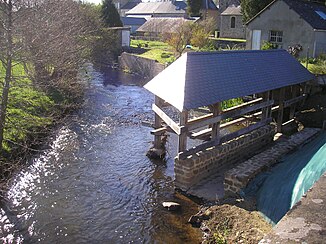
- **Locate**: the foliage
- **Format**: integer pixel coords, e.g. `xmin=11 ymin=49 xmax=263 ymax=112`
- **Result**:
xmin=221 ymin=98 xmax=243 ymax=110
xmin=190 ymin=18 xmax=215 ymax=50
xmin=241 ymin=0 xmax=273 ymax=22
xmin=302 ymin=55 xmax=326 ymax=74
xmin=101 ymin=0 xmax=122 ymax=27
xmin=0 ymin=63 xmax=54 ymax=153
xmin=261 ymin=41 xmax=275 ymax=50
xmin=187 ymin=0 xmax=202 ymax=17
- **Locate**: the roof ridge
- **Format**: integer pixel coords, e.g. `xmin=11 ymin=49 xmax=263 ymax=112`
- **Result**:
xmin=186 ymin=49 xmax=286 ymax=56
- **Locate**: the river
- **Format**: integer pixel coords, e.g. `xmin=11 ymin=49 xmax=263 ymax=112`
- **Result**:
xmin=0 ymin=65 xmax=201 ymax=243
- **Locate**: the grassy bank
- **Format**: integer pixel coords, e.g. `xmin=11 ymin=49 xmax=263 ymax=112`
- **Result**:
xmin=130 ymin=39 xmax=175 ymax=64
xmin=0 ymin=62 xmax=57 ymax=180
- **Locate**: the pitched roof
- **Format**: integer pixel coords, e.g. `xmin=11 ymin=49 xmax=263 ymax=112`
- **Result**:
xmin=121 ymin=1 xmax=141 ymax=10
xmin=137 ymin=17 xmax=193 ymax=33
xmin=144 ymin=50 xmax=314 ymax=111
xmin=201 ymin=0 xmax=218 ymax=10
xmin=221 ymin=4 xmax=242 ymax=15
xmin=121 ymin=16 xmax=147 ymax=26
xmin=126 ymin=1 xmax=187 ymax=15
xmin=247 ymin=0 xmax=326 ymax=30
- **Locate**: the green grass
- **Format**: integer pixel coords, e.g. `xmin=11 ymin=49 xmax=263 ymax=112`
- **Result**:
xmin=130 ymin=39 xmax=175 ymax=64
xmin=0 ymin=62 xmax=55 ymax=152
xmin=301 ymin=61 xmax=326 ymax=75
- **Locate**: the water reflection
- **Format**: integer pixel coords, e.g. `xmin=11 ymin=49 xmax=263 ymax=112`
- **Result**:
xmin=0 ymin=66 xmax=201 ymax=243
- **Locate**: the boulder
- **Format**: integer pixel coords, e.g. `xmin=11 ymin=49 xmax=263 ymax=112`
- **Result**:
xmin=162 ymin=201 xmax=181 ymax=211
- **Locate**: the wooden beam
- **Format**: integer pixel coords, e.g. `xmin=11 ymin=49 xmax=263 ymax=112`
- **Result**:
xmin=211 ymin=102 xmax=221 ymax=141
xmin=151 ymin=127 xmax=167 ymax=135
xmin=190 ymin=117 xmax=248 ymax=140
xmin=187 ymin=98 xmax=263 ymax=128
xmin=261 ymin=91 xmax=271 ymax=121
xmin=187 ymin=100 xmax=274 ymax=131
xmin=284 ymin=94 xmax=306 ymax=108
xmin=178 ymin=118 xmax=272 ymax=160
xmin=277 ymin=87 xmax=286 ymax=133
xmin=153 ymin=96 xmax=163 ymax=148
xmin=178 ymin=111 xmax=188 ymax=153
xmin=152 ymin=104 xmax=181 ymax=135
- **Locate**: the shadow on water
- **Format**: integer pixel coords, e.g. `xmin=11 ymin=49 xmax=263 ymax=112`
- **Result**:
xmin=0 ymin=65 xmax=201 ymax=243
xmin=244 ymin=132 xmax=326 ymax=224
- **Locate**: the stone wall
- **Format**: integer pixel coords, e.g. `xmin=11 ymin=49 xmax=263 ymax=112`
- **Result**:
xmin=174 ymin=125 xmax=275 ymax=191
xmin=118 ymin=52 xmax=165 ymax=79
xmin=224 ymin=128 xmax=320 ymax=196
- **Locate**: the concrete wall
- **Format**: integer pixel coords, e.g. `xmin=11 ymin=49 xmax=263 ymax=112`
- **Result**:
xmin=220 ymin=15 xmax=245 ymax=39
xmin=119 ymin=52 xmax=165 ymax=79
xmin=246 ymin=0 xmax=316 ymax=57
xmin=174 ymin=125 xmax=275 ymax=191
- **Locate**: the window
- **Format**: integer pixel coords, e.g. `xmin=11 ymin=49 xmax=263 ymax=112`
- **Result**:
xmin=231 ymin=17 xmax=236 ymax=28
xmin=269 ymin=30 xmax=283 ymax=43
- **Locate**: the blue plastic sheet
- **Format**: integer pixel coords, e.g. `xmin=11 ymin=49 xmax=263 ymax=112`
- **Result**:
xmin=243 ymin=132 xmax=326 ymax=225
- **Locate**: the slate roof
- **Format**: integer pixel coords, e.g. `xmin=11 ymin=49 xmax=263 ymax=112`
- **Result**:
xmin=121 ymin=16 xmax=147 ymax=26
xmin=247 ymin=0 xmax=326 ymax=30
xmin=201 ymin=0 xmax=218 ymax=10
xmin=137 ymin=17 xmax=193 ymax=33
xmin=221 ymin=4 xmax=242 ymax=15
xmin=121 ymin=1 xmax=141 ymax=10
xmin=126 ymin=1 xmax=187 ymax=15
xmin=144 ymin=50 xmax=315 ymax=111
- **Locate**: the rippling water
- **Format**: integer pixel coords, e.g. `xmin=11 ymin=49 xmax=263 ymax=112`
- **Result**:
xmin=0 ymin=66 xmax=201 ymax=243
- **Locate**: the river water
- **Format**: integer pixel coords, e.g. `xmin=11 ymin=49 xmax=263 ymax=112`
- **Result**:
xmin=0 ymin=66 xmax=201 ymax=243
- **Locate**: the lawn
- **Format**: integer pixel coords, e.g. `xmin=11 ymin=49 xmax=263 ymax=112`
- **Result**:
xmin=130 ymin=39 xmax=176 ymax=64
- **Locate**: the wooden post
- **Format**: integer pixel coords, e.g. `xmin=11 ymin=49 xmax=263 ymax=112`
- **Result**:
xmin=289 ymin=85 xmax=299 ymax=119
xmin=277 ymin=87 xmax=286 ymax=133
xmin=154 ymin=95 xmax=163 ymax=149
xmin=211 ymin=102 xmax=221 ymax=142
xmin=178 ymin=110 xmax=188 ymax=153
xmin=261 ymin=91 xmax=271 ymax=120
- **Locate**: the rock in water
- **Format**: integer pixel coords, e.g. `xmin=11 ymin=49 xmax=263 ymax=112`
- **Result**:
xmin=162 ymin=202 xmax=181 ymax=211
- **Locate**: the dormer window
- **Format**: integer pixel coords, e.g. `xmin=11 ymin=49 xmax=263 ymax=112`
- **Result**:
xmin=231 ymin=17 xmax=236 ymax=28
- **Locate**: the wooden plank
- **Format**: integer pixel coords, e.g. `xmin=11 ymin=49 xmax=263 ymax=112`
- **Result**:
xmin=178 ymin=111 xmax=188 ymax=153
xmin=179 ymin=118 xmax=272 ymax=159
xmin=154 ymin=96 xmax=163 ymax=148
xmin=211 ymin=102 xmax=221 ymax=141
xmin=151 ymin=127 xmax=167 ymax=135
xmin=219 ymin=118 xmax=272 ymax=144
xmin=152 ymin=104 xmax=181 ymax=135
xmin=190 ymin=117 xmax=247 ymax=140
xmin=261 ymin=91 xmax=271 ymax=121
xmin=187 ymin=100 xmax=274 ymax=131
xmin=187 ymin=98 xmax=263 ymax=128
xmin=284 ymin=94 xmax=306 ymax=108
xmin=277 ymin=87 xmax=286 ymax=133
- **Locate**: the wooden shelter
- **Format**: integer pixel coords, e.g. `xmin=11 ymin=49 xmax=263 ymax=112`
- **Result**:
xmin=144 ymin=50 xmax=315 ymax=159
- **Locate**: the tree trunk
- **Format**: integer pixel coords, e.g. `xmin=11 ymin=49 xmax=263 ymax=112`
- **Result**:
xmin=0 ymin=0 xmax=13 ymax=152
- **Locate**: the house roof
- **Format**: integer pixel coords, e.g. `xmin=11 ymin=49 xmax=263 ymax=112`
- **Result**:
xmin=137 ymin=17 xmax=193 ymax=33
xmin=221 ymin=4 xmax=242 ymax=15
xmin=121 ymin=16 xmax=147 ymax=26
xmin=126 ymin=1 xmax=187 ymax=15
xmin=121 ymin=1 xmax=141 ymax=10
xmin=144 ymin=49 xmax=314 ymax=111
xmin=201 ymin=0 xmax=218 ymax=10
xmin=247 ymin=0 xmax=326 ymax=30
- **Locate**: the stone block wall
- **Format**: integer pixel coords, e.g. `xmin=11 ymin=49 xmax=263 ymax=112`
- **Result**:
xmin=224 ymin=128 xmax=320 ymax=197
xmin=174 ymin=125 xmax=275 ymax=191
xmin=118 ymin=52 xmax=165 ymax=80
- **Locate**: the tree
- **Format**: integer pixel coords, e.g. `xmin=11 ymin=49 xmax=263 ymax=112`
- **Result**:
xmin=241 ymin=0 xmax=273 ymax=23
xmin=163 ymin=22 xmax=194 ymax=57
xmin=187 ymin=0 xmax=202 ymax=17
xmin=101 ymin=0 xmax=122 ymax=27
